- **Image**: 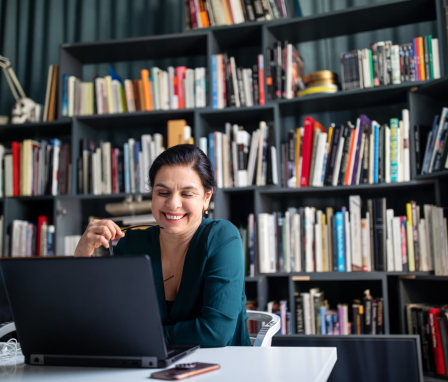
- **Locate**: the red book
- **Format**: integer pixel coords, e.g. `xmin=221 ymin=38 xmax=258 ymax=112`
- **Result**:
xmin=188 ymin=0 xmax=198 ymax=29
xmin=429 ymin=308 xmax=446 ymax=375
xmin=258 ymin=54 xmax=265 ymax=105
xmin=133 ymin=79 xmax=141 ymax=111
xmin=300 ymin=117 xmax=314 ymax=187
xmin=176 ymin=66 xmax=187 ymax=109
xmin=36 ymin=215 xmax=48 ymax=256
xmin=414 ymin=37 xmax=422 ymax=81
xmin=111 ymin=148 xmax=119 ymax=194
xmin=11 ymin=141 xmax=21 ymax=197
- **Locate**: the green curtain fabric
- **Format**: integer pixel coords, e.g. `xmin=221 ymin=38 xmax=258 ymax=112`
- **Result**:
xmin=0 ymin=0 xmax=183 ymax=116
xmin=0 ymin=0 xmax=434 ymax=118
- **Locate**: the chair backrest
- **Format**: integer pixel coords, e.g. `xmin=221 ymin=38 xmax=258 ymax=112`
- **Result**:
xmin=272 ymin=334 xmax=424 ymax=382
xmin=247 ymin=310 xmax=281 ymax=347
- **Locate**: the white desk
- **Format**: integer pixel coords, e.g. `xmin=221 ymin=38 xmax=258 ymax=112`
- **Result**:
xmin=0 ymin=346 xmax=337 ymax=382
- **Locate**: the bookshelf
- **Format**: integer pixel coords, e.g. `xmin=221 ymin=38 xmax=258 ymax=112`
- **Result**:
xmin=1 ymin=0 xmax=448 ymax=378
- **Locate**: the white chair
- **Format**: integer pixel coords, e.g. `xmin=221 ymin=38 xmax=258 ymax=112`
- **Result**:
xmin=247 ymin=310 xmax=281 ymax=347
xmin=0 ymin=322 xmax=16 ymax=340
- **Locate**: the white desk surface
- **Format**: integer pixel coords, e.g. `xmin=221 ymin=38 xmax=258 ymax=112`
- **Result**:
xmin=0 ymin=346 xmax=337 ymax=382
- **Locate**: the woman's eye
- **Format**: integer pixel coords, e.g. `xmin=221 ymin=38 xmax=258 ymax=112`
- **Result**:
xmin=182 ymin=193 xmax=194 ymax=197
xmin=158 ymin=192 xmax=170 ymax=197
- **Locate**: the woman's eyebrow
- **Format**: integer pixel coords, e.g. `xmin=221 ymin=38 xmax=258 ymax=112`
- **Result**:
xmin=154 ymin=183 xmax=199 ymax=191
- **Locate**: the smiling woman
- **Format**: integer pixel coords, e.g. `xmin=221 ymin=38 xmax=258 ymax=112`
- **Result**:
xmin=74 ymin=144 xmax=250 ymax=347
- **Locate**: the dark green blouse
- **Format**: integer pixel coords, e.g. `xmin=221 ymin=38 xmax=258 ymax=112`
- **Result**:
xmin=114 ymin=218 xmax=250 ymax=347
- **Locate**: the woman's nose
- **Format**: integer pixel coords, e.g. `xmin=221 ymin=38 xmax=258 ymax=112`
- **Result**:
xmin=166 ymin=193 xmax=182 ymax=209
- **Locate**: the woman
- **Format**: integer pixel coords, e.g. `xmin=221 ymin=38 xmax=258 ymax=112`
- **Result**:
xmin=74 ymin=144 xmax=250 ymax=347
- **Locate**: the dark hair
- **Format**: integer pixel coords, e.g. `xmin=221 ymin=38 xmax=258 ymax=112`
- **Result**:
xmin=149 ymin=144 xmax=215 ymax=192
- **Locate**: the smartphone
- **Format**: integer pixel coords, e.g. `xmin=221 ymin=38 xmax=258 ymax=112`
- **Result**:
xmin=150 ymin=362 xmax=220 ymax=380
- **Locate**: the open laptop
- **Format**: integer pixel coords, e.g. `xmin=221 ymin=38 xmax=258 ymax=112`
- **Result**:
xmin=0 ymin=256 xmax=198 ymax=368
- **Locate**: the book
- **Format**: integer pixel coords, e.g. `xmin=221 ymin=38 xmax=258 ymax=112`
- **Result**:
xmin=167 ymin=119 xmax=187 ymax=148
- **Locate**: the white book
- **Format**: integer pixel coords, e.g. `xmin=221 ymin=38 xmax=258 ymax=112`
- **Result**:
xmin=292 ymin=212 xmax=301 ymax=272
xmin=386 ymin=209 xmax=395 ymax=271
xmin=344 ymin=210 xmax=352 ymax=272
xmin=128 ymin=138 xmax=135 ymax=193
xmin=305 ymin=207 xmax=315 ymax=272
xmin=398 ymin=120 xmax=404 ymax=182
xmin=315 ymin=211 xmax=323 ymax=272
xmin=111 ymin=80 xmax=122 ymax=113
xmin=230 ymin=0 xmax=245 ymax=23
xmin=283 ymin=211 xmax=291 ymax=273
xmin=216 ymin=55 xmax=224 ymax=109
xmin=392 ymin=216 xmax=402 ymax=272
xmin=231 ymin=140 xmax=239 ymax=187
xmin=361 ymin=48 xmax=372 ymax=88
xmin=402 ymin=109 xmax=410 ymax=182
xmin=124 ymin=79 xmax=136 ymax=112
xmin=242 ymin=68 xmax=252 ymax=107
xmin=331 ymin=136 xmax=345 ymax=186
xmin=199 ymin=136 xmax=208 ymax=156
xmin=247 ymin=129 xmax=261 ymax=186
xmin=194 ymin=67 xmax=206 ymax=108
xmin=222 ymin=134 xmax=231 ymax=188
xmin=161 ymin=70 xmax=170 ymax=110
xmin=349 ymin=195 xmax=362 ymax=271
xmin=432 ymin=38 xmax=441 ymax=79
xmin=256 ymin=121 xmax=267 ymax=186
xmin=154 ymin=133 xmax=165 ymax=157
xmin=215 ymin=132 xmax=223 ymax=188
xmin=301 ymin=292 xmax=312 ymax=335
xmin=67 ymin=75 xmax=77 ymax=117
xmin=95 ymin=77 xmax=106 ymax=114
xmin=141 ymin=134 xmax=152 ymax=192
xmin=418 ymin=218 xmax=429 ymax=272
xmin=286 ymin=43 xmax=293 ymax=98
xmin=167 ymin=66 xmax=176 ymax=109
xmin=391 ymin=44 xmax=401 ymax=84
xmin=104 ymin=75 xmax=114 ymax=114
xmin=271 ymin=146 xmax=279 ymax=185
xmin=91 ymin=148 xmax=100 ymax=195
xmin=185 ymin=69 xmax=195 ymax=109
xmin=51 ymin=139 xmax=61 ymax=196
xmin=4 ymin=154 xmax=13 ymax=197
xmin=138 ymin=151 xmax=145 ymax=193
xmin=311 ymin=132 xmax=327 ymax=187
xmin=258 ymin=213 xmax=275 ymax=273
xmin=101 ymin=141 xmax=112 ymax=194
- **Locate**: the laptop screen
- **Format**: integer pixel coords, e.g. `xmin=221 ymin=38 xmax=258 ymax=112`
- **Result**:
xmin=0 ymin=256 xmax=174 ymax=366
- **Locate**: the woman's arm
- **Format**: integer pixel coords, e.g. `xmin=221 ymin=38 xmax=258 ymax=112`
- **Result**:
xmin=163 ymin=221 xmax=245 ymax=347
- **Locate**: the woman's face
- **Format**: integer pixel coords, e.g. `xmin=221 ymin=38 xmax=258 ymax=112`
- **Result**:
xmin=152 ymin=165 xmax=213 ymax=237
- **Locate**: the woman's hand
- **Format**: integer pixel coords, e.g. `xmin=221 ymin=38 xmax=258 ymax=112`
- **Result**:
xmin=74 ymin=219 xmax=125 ymax=257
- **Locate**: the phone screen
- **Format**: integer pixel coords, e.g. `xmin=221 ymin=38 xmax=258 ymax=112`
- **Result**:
xmin=150 ymin=362 xmax=220 ymax=380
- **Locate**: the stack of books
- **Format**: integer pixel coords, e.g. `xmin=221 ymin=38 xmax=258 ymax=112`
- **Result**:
xmin=340 ymin=36 xmax=441 ymax=90
xmin=280 ymin=111 xmax=411 ymax=188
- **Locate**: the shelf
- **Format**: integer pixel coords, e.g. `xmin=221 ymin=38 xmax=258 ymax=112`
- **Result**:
xmin=416 ymin=170 xmax=448 ymax=180
xmin=290 ymin=272 xmax=386 ymax=281
xmin=411 ymin=77 xmax=448 ymax=97
xmin=0 ymin=120 xmax=71 ymax=140
xmin=60 ymin=31 xmax=209 ymax=63
xmin=255 ymin=179 xmax=437 ymax=195
xmin=75 ymin=109 xmax=197 ymax=128
xmin=278 ymin=81 xmax=432 ymax=115
xmin=266 ymin=0 xmax=435 ymax=43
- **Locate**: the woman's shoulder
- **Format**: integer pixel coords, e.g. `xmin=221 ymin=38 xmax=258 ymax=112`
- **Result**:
xmin=200 ymin=218 xmax=241 ymax=247
xmin=203 ymin=218 xmax=239 ymax=236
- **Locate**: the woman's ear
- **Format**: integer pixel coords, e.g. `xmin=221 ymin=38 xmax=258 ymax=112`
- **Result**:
xmin=203 ymin=189 xmax=213 ymax=210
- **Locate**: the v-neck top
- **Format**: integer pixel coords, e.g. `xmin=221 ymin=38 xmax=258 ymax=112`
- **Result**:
xmin=114 ymin=218 xmax=250 ymax=347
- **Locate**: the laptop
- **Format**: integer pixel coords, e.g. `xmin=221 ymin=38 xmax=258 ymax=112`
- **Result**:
xmin=0 ymin=255 xmax=198 ymax=368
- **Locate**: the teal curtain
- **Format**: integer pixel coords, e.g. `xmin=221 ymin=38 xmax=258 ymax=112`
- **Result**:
xmin=0 ymin=0 xmax=434 ymax=117
xmin=0 ymin=0 xmax=183 ymax=116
